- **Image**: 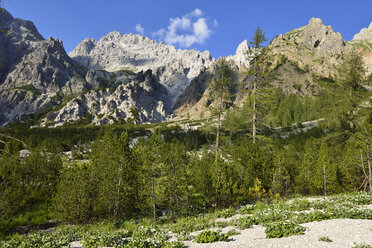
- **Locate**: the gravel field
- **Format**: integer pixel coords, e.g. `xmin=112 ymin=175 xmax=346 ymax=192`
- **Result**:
xmin=184 ymin=219 xmax=372 ymax=248
xmin=69 ymin=218 xmax=372 ymax=248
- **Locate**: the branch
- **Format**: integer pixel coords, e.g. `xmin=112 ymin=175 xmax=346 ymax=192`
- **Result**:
xmin=0 ymin=134 xmax=27 ymax=147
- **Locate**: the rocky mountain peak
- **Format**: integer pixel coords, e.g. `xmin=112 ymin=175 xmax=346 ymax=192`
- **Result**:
xmin=226 ymin=40 xmax=254 ymax=68
xmin=0 ymin=9 xmax=43 ymax=43
xmin=353 ymin=22 xmax=372 ymax=41
xmin=69 ymin=31 xmax=215 ymax=102
xmin=0 ymin=9 xmax=88 ymax=125
xmin=270 ymin=17 xmax=350 ymax=56
xmin=308 ymin=17 xmax=324 ymax=26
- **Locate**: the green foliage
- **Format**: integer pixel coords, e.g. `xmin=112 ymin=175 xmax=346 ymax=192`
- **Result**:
xmin=264 ymin=221 xmax=305 ymax=238
xmin=233 ymin=216 xmax=257 ymax=230
xmin=10 ymin=84 xmax=42 ymax=95
xmin=0 ymin=143 xmax=62 ymax=233
xmin=352 ymin=244 xmax=372 ymax=248
xmin=250 ymin=26 xmax=267 ymax=49
xmin=54 ymin=163 xmax=97 ymax=222
xmin=81 ymin=230 xmax=130 ymax=247
xmin=194 ymin=230 xmax=229 ymax=243
xmin=97 ymin=73 xmax=120 ymax=90
xmin=215 ymin=207 xmax=235 ymax=218
xmin=318 ymin=236 xmax=332 ymax=242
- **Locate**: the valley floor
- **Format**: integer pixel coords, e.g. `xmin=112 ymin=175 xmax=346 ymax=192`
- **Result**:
xmin=68 ymin=218 xmax=372 ymax=248
xmin=184 ymin=219 xmax=372 ymax=248
xmin=2 ymin=192 xmax=372 ymax=248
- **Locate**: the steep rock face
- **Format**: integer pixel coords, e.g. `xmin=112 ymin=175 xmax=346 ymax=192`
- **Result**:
xmin=69 ymin=32 xmax=215 ymax=100
xmin=351 ymin=22 xmax=372 ymax=74
xmin=0 ymin=9 xmax=87 ymax=125
xmin=226 ymin=40 xmax=255 ymax=68
xmin=44 ymin=70 xmax=172 ymax=127
xmin=269 ymin=18 xmax=352 ymax=78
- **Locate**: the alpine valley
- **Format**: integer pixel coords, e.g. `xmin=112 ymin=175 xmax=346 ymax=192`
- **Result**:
xmin=1 ymin=6 xmax=372 ymax=248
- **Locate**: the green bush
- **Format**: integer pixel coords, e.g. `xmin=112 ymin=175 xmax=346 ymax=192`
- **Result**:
xmin=236 ymin=204 xmax=255 ymax=214
xmin=116 ymin=240 xmax=186 ymax=248
xmin=265 ymin=221 xmax=305 ymax=238
xmin=352 ymin=244 xmax=372 ymax=248
xmin=318 ymin=236 xmax=332 ymax=242
xmin=81 ymin=230 xmax=129 ymax=247
xmin=194 ymin=230 xmax=229 ymax=243
xmin=215 ymin=207 xmax=236 ymax=218
xmin=233 ymin=216 xmax=257 ymax=229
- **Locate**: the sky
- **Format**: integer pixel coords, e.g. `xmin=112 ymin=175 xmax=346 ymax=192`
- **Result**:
xmin=3 ymin=0 xmax=372 ymax=58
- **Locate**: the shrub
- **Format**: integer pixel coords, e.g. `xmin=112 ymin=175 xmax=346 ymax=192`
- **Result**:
xmin=233 ymin=216 xmax=257 ymax=230
xmin=236 ymin=204 xmax=255 ymax=214
xmin=194 ymin=230 xmax=229 ymax=243
xmin=215 ymin=207 xmax=235 ymax=218
xmin=318 ymin=236 xmax=332 ymax=242
xmin=81 ymin=230 xmax=129 ymax=247
xmin=265 ymin=221 xmax=305 ymax=238
xmin=352 ymin=244 xmax=372 ymax=248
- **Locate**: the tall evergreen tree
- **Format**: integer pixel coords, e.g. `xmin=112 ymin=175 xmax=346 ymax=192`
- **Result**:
xmin=249 ymin=27 xmax=267 ymax=142
xmin=91 ymin=129 xmax=138 ymax=218
xmin=208 ymin=58 xmax=234 ymax=159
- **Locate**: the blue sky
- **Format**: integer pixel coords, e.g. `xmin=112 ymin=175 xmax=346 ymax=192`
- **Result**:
xmin=3 ymin=0 xmax=372 ymax=58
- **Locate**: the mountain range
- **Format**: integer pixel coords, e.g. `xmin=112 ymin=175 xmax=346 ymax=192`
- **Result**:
xmin=0 ymin=9 xmax=371 ymax=127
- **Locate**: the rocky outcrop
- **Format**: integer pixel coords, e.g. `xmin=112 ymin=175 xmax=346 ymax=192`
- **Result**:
xmin=269 ymin=18 xmax=352 ymax=78
xmin=44 ymin=70 xmax=172 ymax=127
xmin=0 ymin=9 xmax=88 ymax=125
xmin=69 ymin=32 xmax=215 ymax=101
xmin=351 ymin=22 xmax=372 ymax=74
xmin=226 ymin=40 xmax=255 ymax=68
xmin=353 ymin=22 xmax=372 ymax=41
xmin=0 ymin=9 xmax=210 ymax=126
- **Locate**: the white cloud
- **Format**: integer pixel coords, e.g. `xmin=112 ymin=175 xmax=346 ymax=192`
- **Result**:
xmin=153 ymin=8 xmax=216 ymax=48
xmin=152 ymin=28 xmax=165 ymax=40
xmin=135 ymin=24 xmax=144 ymax=35
xmin=188 ymin=8 xmax=203 ymax=18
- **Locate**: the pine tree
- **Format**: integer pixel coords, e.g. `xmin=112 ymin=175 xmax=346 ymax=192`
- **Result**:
xmin=314 ymin=141 xmax=338 ymax=195
xmin=209 ymin=58 xmax=234 ymax=159
xmin=337 ymin=52 xmax=367 ymax=132
xmin=91 ymin=129 xmax=138 ymax=218
xmin=249 ymin=27 xmax=267 ymax=142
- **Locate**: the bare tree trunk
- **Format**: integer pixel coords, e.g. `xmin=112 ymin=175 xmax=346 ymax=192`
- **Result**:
xmin=252 ymin=73 xmax=257 ymax=143
xmin=114 ymin=166 xmax=122 ymax=218
xmin=185 ymin=164 xmax=190 ymax=208
xmin=367 ymin=151 xmax=372 ymax=194
xmin=215 ymin=96 xmax=222 ymax=160
xmin=323 ymin=161 xmax=327 ymax=196
xmin=151 ymin=163 xmax=158 ymax=223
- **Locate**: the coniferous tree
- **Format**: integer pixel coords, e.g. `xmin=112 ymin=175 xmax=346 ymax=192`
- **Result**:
xmin=209 ymin=58 xmax=234 ymax=159
xmin=314 ymin=141 xmax=338 ymax=195
xmin=55 ymin=163 xmax=97 ymax=222
xmin=249 ymin=27 xmax=267 ymax=141
xmin=337 ymin=52 xmax=367 ymax=132
xmin=91 ymin=129 xmax=138 ymax=218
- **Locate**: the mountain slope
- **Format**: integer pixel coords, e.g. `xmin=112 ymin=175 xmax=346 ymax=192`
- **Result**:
xmin=350 ymin=22 xmax=372 ymax=74
xmin=0 ymin=9 xmax=88 ymax=125
xmin=69 ymin=32 xmax=215 ymax=100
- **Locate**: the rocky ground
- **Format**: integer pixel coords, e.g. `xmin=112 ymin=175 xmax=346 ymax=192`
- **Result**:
xmin=69 ymin=204 xmax=372 ymax=248
xmin=184 ymin=219 xmax=372 ymax=248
